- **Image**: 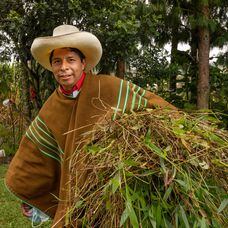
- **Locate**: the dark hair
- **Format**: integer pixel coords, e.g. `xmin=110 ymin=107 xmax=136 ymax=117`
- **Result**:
xmin=49 ymin=47 xmax=85 ymax=65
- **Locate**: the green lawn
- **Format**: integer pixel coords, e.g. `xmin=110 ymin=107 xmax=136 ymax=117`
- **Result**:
xmin=0 ymin=164 xmax=51 ymax=228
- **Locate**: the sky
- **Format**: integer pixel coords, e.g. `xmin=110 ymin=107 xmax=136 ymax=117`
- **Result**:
xmin=1 ymin=40 xmax=227 ymax=64
xmin=164 ymin=42 xmax=228 ymax=64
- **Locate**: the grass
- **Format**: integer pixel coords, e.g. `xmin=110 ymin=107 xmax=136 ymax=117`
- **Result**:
xmin=0 ymin=164 xmax=51 ymax=228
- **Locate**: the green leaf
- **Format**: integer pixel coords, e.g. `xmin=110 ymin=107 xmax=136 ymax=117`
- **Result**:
xmin=149 ymin=218 xmax=157 ymax=228
xmin=180 ymin=205 xmax=190 ymax=228
xmin=124 ymin=159 xmax=139 ymax=167
xmin=211 ymin=159 xmax=228 ymax=168
xmin=160 ymin=157 xmax=166 ymax=172
xmin=148 ymin=207 xmax=156 ymax=228
xmin=156 ymin=204 xmax=162 ymax=225
xmin=145 ymin=130 xmax=167 ymax=158
xmin=86 ymin=144 xmax=102 ymax=155
xmin=125 ymin=186 xmax=139 ymax=228
xmin=173 ymin=127 xmax=186 ymax=136
xmin=200 ymin=217 xmax=207 ymax=228
xmin=120 ymin=207 xmax=128 ymax=226
xmin=126 ymin=202 xmax=139 ymax=228
xmin=111 ymin=172 xmax=121 ymax=193
xmin=175 ymin=179 xmax=188 ymax=189
xmin=217 ymin=198 xmax=228 ymax=213
xmin=204 ymin=132 xmax=226 ymax=146
xmin=163 ymin=185 xmax=173 ymax=202
xmin=75 ymin=200 xmax=83 ymax=208
xmin=175 ymin=210 xmax=178 ymax=228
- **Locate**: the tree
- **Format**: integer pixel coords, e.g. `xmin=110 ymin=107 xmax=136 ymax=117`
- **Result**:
xmin=1 ymin=0 xmax=227 ymax=114
xmin=70 ymin=0 xmax=141 ymax=77
xmin=0 ymin=0 xmax=74 ymax=117
xmin=197 ymin=0 xmax=210 ymax=109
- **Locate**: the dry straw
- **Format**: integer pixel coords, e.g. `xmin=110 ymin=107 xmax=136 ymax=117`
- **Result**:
xmin=67 ymin=109 xmax=227 ymax=227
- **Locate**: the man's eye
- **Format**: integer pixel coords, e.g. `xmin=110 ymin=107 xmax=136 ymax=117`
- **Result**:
xmin=69 ymin=58 xmax=76 ymax=62
xmin=53 ymin=60 xmax=60 ymax=64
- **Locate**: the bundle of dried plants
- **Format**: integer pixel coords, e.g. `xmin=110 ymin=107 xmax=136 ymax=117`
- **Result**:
xmin=68 ymin=109 xmax=227 ymax=228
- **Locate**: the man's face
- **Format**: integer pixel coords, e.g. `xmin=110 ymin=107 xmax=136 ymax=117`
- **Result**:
xmin=51 ymin=48 xmax=86 ymax=90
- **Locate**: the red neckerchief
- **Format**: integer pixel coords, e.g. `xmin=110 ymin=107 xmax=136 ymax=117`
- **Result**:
xmin=59 ymin=72 xmax=86 ymax=96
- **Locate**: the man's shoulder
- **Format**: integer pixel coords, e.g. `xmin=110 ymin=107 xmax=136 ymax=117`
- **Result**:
xmin=90 ymin=73 xmax=124 ymax=86
xmin=38 ymin=90 xmax=58 ymax=116
xmin=90 ymin=73 xmax=120 ymax=81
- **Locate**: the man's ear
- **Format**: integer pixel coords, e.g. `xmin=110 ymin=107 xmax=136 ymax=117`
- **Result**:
xmin=82 ymin=59 xmax=86 ymax=70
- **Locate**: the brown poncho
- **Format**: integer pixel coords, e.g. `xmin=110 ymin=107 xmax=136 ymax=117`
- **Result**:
xmin=6 ymin=74 xmax=175 ymax=227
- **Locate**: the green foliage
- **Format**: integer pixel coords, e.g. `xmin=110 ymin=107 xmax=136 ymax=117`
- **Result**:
xmin=126 ymin=47 xmax=169 ymax=91
xmin=210 ymin=64 xmax=228 ymax=128
xmin=0 ymin=0 xmax=227 ymax=120
xmin=0 ymin=63 xmax=13 ymax=99
xmin=0 ymin=85 xmax=28 ymax=156
xmin=0 ymin=121 xmax=21 ymax=156
xmin=71 ymin=0 xmax=143 ymax=73
xmin=0 ymin=62 xmax=25 ymax=104
xmin=0 ymin=0 xmax=70 ymax=114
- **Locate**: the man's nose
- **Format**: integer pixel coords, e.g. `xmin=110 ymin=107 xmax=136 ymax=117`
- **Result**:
xmin=60 ymin=59 xmax=69 ymax=70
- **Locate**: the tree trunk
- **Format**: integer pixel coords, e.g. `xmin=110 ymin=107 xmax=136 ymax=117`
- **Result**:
xmin=17 ymin=46 xmax=42 ymax=117
xmin=116 ymin=58 xmax=125 ymax=79
xmin=98 ymin=54 xmax=113 ymax=75
xmin=22 ymin=59 xmax=42 ymax=112
xmin=189 ymin=28 xmax=198 ymax=104
xmin=21 ymin=65 xmax=32 ymax=120
xmin=197 ymin=2 xmax=210 ymax=109
xmin=169 ymin=25 xmax=178 ymax=93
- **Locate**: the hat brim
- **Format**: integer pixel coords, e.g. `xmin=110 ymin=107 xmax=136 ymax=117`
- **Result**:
xmin=31 ymin=31 xmax=102 ymax=72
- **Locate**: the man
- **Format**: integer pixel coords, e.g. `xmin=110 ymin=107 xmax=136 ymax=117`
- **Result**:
xmin=6 ymin=25 xmax=175 ymax=227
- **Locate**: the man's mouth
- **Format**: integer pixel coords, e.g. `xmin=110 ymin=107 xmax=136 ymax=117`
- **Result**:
xmin=59 ymin=75 xmax=71 ymax=80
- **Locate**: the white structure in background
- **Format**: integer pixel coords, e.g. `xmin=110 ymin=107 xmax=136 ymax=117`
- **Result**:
xmin=0 ymin=149 xmax=6 ymax=158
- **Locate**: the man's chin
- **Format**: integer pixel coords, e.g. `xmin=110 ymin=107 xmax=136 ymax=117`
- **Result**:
xmin=60 ymin=83 xmax=74 ymax=91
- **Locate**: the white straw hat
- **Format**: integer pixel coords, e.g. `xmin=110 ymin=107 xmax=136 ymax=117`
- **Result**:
xmin=31 ymin=25 xmax=102 ymax=72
